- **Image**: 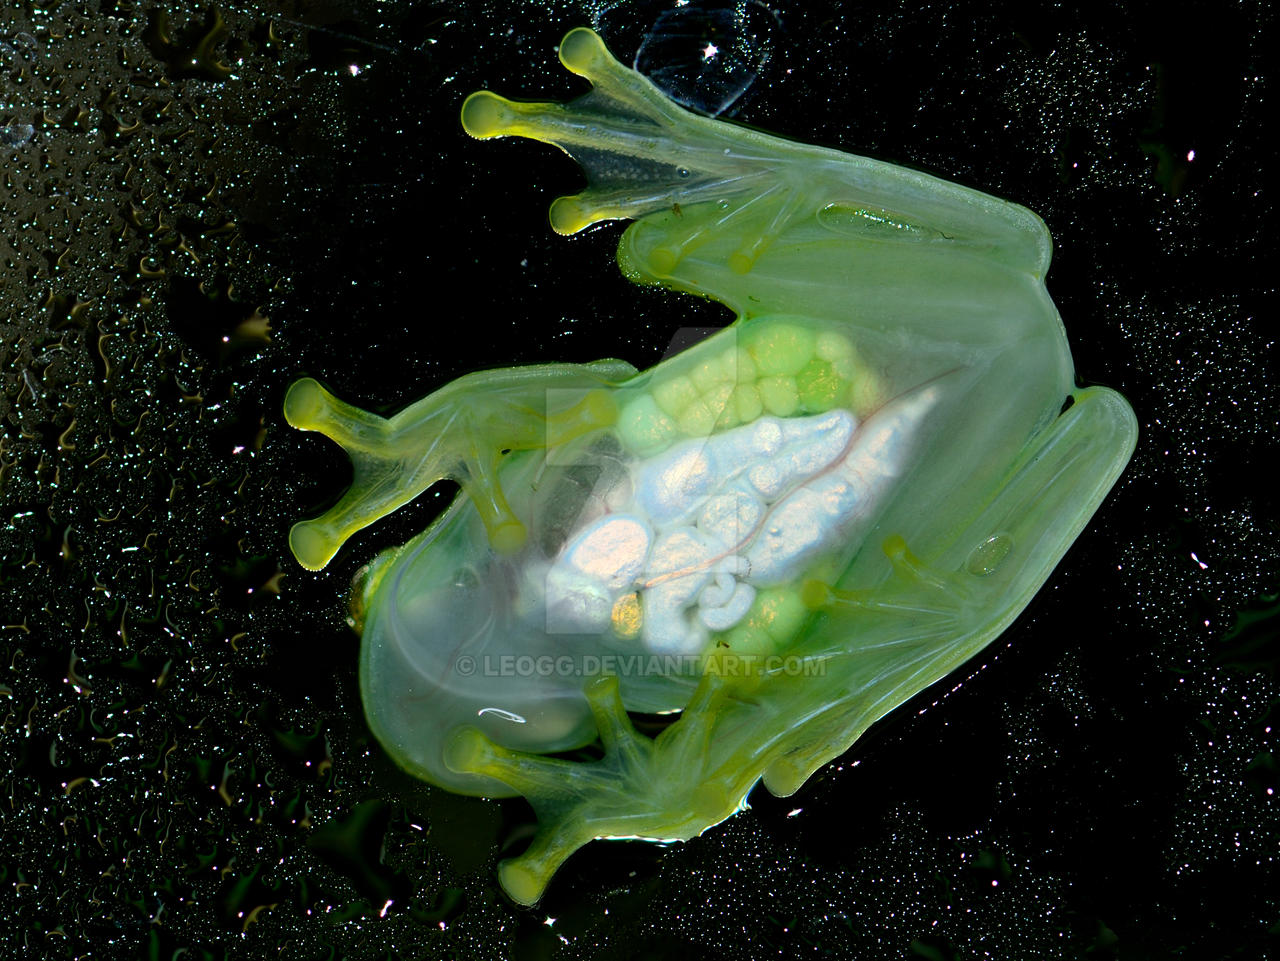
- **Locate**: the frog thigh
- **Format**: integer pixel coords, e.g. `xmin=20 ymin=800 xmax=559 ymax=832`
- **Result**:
xmin=760 ymin=384 xmax=1138 ymax=797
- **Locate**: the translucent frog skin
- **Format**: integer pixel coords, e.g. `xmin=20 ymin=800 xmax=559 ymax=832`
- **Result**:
xmin=284 ymin=28 xmax=1137 ymax=905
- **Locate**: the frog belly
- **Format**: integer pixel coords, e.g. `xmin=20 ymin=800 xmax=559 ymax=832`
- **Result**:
xmin=544 ymin=386 xmax=938 ymax=655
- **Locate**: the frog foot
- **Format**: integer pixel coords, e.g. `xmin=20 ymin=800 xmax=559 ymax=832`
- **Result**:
xmin=284 ymin=361 xmax=634 ymax=570
xmin=460 ymin=28 xmax=812 ymax=274
xmin=444 ymin=672 xmax=749 ymax=906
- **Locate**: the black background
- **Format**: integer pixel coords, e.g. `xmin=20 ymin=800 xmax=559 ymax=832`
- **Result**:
xmin=0 ymin=1 xmax=1275 ymax=958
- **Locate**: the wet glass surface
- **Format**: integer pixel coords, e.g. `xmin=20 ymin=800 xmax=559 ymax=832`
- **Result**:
xmin=0 ymin=1 xmax=1274 ymax=958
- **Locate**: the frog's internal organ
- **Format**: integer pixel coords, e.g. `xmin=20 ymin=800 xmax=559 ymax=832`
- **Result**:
xmin=540 ymin=384 xmax=939 ymax=653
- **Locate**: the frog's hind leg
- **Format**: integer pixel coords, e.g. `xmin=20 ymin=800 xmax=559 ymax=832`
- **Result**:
xmin=939 ymin=385 xmax=1137 ymax=619
xmin=460 ymin=26 xmax=791 ymax=265
xmin=756 ymin=386 xmax=1137 ymax=798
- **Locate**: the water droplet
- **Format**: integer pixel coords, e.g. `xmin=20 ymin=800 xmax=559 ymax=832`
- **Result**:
xmin=0 ymin=123 xmax=35 ymax=147
xmin=966 ymin=533 xmax=1013 ymax=576
xmin=600 ymin=0 xmax=783 ymax=117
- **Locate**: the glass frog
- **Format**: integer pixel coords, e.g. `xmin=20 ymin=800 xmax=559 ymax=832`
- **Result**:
xmin=284 ymin=27 xmax=1137 ymax=905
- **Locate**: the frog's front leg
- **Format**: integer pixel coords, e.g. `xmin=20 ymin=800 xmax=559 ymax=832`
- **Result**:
xmin=444 ymin=672 xmax=749 ymax=906
xmin=284 ymin=360 xmax=635 ymax=570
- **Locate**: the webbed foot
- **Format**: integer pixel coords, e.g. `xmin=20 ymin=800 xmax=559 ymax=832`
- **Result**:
xmin=460 ymin=28 xmax=813 ymax=274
